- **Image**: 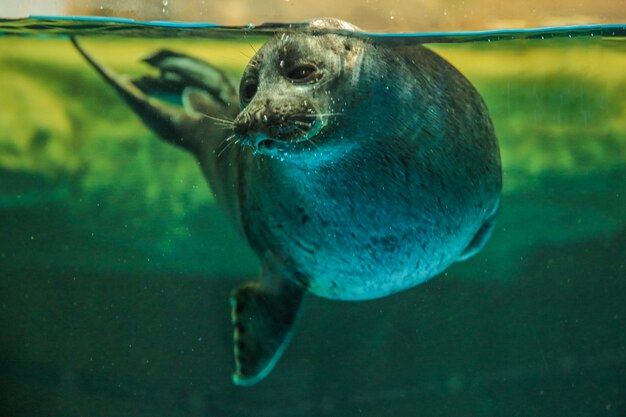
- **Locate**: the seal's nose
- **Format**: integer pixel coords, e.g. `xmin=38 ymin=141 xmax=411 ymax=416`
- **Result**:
xmin=234 ymin=108 xmax=270 ymax=137
xmin=234 ymin=112 xmax=251 ymax=137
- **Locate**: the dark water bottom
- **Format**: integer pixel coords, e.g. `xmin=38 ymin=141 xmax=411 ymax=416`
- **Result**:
xmin=1 ymin=222 xmax=625 ymax=417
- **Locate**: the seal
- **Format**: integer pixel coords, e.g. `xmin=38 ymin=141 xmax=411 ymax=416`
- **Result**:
xmin=71 ymin=18 xmax=501 ymax=386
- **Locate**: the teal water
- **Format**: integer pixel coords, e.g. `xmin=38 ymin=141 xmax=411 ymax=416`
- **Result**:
xmin=0 ymin=16 xmax=625 ymax=417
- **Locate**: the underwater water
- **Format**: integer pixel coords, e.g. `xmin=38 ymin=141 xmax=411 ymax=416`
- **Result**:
xmin=0 ymin=15 xmax=625 ymax=416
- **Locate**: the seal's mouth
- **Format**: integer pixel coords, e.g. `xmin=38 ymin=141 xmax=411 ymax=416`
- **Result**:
xmin=235 ymin=110 xmax=325 ymax=157
xmin=256 ymin=138 xmax=277 ymax=152
xmin=247 ymin=118 xmax=324 ymax=156
xmin=232 ymin=97 xmax=330 ymax=158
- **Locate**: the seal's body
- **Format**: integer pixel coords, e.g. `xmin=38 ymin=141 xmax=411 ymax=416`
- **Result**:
xmin=212 ymin=39 xmax=501 ymax=301
xmin=72 ymin=18 xmax=501 ymax=386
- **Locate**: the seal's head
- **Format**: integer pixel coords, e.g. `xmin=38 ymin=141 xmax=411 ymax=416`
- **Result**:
xmin=233 ymin=18 xmax=365 ymax=163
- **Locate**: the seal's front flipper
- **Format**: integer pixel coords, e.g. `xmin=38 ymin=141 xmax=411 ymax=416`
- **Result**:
xmin=230 ymin=279 xmax=305 ymax=386
xmin=457 ymin=201 xmax=499 ymax=262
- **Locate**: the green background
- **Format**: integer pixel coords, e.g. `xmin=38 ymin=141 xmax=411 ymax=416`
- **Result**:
xmin=0 ymin=34 xmax=625 ymax=416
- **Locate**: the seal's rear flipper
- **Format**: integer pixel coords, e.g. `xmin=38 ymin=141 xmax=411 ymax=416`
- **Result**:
xmin=230 ymin=279 xmax=305 ymax=386
xmin=70 ymin=37 xmax=210 ymax=155
xmin=139 ymin=49 xmax=237 ymax=107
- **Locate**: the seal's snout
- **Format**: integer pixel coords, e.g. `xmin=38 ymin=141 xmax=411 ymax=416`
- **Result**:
xmin=234 ymin=99 xmax=322 ymax=147
xmin=234 ymin=109 xmax=279 ymax=152
xmin=233 ymin=106 xmax=273 ymax=138
xmin=233 ymin=112 xmax=252 ymax=137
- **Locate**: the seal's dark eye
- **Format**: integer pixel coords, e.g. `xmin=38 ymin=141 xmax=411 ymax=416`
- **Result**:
xmin=286 ymin=64 xmax=319 ymax=83
xmin=240 ymin=78 xmax=258 ymax=103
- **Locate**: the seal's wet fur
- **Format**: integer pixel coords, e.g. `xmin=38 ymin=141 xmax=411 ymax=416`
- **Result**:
xmin=72 ymin=18 xmax=501 ymax=386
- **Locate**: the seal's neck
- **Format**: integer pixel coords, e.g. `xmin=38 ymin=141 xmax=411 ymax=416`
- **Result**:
xmin=267 ymin=139 xmax=359 ymax=172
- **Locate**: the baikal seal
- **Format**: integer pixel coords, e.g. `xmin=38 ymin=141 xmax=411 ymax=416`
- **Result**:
xmin=72 ymin=17 xmax=502 ymax=386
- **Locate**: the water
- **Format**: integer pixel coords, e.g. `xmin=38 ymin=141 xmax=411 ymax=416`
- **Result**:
xmin=0 ymin=16 xmax=625 ymax=416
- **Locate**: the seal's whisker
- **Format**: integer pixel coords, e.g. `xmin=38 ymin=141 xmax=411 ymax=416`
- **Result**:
xmin=208 ymin=120 xmax=235 ymax=127
xmin=292 ymin=127 xmax=320 ymax=150
xmin=216 ymin=133 xmax=235 ymax=149
xmin=213 ymin=124 xmax=235 ymax=131
xmin=217 ymin=133 xmax=235 ymax=145
xmin=202 ymin=114 xmax=235 ymax=125
xmin=209 ymin=120 xmax=235 ymax=127
xmin=316 ymin=113 xmax=344 ymax=117
xmin=301 ymin=112 xmax=343 ymax=118
xmin=306 ymin=137 xmax=321 ymax=150
xmin=293 ymin=120 xmax=314 ymax=128
xmin=217 ymin=141 xmax=235 ymax=158
xmin=208 ymin=122 xmax=235 ymax=129
xmin=203 ymin=114 xmax=234 ymax=122
xmin=316 ymin=79 xmax=332 ymax=88
xmin=215 ymin=120 xmax=236 ymax=126
xmin=217 ymin=134 xmax=237 ymax=158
